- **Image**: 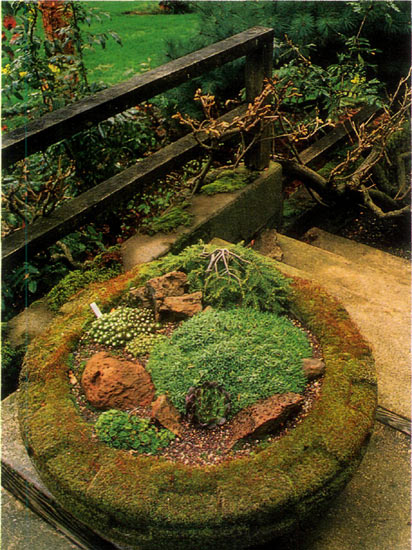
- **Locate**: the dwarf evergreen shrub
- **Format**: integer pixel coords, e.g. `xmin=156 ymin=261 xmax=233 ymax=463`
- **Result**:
xmin=136 ymin=242 xmax=291 ymax=314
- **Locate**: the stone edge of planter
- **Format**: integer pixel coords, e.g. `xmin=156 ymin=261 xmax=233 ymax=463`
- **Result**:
xmin=17 ymin=249 xmax=377 ymax=550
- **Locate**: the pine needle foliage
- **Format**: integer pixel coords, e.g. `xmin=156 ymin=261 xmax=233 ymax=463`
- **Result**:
xmin=161 ymin=1 xmax=410 ymax=115
xmin=136 ymin=242 xmax=291 ymax=314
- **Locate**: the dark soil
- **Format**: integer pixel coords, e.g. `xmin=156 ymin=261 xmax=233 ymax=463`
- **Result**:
xmin=336 ymin=205 xmax=411 ymax=260
xmin=283 ymin=185 xmax=411 ymax=260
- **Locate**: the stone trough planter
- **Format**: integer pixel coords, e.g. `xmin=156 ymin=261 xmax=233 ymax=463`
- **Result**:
xmin=17 ymin=247 xmax=377 ymax=550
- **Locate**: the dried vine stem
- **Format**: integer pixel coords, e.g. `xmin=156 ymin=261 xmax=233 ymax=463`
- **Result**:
xmin=201 ymin=248 xmax=250 ymax=285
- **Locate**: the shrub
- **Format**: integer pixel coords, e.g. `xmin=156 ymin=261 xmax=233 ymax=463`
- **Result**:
xmin=86 ymin=307 xmax=156 ymax=348
xmin=1 ymin=326 xmax=24 ymax=399
xmin=136 ymin=242 xmax=291 ymax=314
xmin=95 ymin=409 xmax=175 ymax=453
xmin=147 ymin=307 xmax=311 ymax=416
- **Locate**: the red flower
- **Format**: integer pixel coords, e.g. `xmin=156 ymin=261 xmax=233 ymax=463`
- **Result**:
xmin=10 ymin=32 xmax=21 ymax=44
xmin=3 ymin=15 xmax=17 ymax=31
xmin=1 ymin=125 xmax=8 ymax=132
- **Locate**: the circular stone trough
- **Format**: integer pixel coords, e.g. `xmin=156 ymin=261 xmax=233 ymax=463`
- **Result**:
xmin=18 ymin=259 xmax=377 ymax=550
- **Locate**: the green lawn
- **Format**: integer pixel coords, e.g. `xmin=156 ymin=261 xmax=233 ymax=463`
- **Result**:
xmin=80 ymin=1 xmax=200 ymax=86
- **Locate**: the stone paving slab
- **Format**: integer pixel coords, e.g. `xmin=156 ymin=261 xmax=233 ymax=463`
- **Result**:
xmin=303 ymin=227 xmax=411 ymax=281
xmin=1 ymin=488 xmax=81 ymax=550
xmin=277 ymin=423 xmax=411 ymax=550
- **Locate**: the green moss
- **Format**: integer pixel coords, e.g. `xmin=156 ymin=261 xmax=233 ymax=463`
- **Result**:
xmin=201 ymin=166 xmax=257 ymax=195
xmin=142 ymin=205 xmax=194 ymax=235
xmin=17 ymin=248 xmax=377 ymax=550
xmin=47 ymin=266 xmax=122 ymax=312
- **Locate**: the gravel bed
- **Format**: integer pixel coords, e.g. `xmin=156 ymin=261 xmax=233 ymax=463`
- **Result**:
xmin=69 ymin=315 xmax=324 ymax=467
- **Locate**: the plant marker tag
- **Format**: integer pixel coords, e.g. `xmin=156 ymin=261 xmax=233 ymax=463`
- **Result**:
xmin=90 ymin=302 xmax=102 ymax=318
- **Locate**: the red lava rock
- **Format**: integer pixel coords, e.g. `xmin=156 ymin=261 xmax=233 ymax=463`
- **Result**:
xmin=81 ymin=352 xmax=155 ymax=410
xmin=146 ymin=271 xmax=188 ymax=301
xmin=302 ymin=358 xmax=326 ymax=380
xmin=159 ymin=292 xmax=203 ymax=320
xmin=128 ymin=286 xmax=152 ymax=309
xmin=151 ymin=394 xmax=184 ymax=437
xmin=227 ymin=392 xmax=304 ymax=449
xmin=146 ymin=271 xmax=190 ymax=319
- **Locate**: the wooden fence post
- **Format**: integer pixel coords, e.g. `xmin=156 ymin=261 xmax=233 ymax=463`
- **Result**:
xmin=244 ymin=31 xmax=274 ymax=170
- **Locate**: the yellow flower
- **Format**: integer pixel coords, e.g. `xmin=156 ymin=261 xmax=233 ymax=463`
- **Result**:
xmin=19 ymin=71 xmax=28 ymax=78
xmin=2 ymin=64 xmax=11 ymax=75
xmin=48 ymin=64 xmax=60 ymax=74
xmin=350 ymin=75 xmax=360 ymax=84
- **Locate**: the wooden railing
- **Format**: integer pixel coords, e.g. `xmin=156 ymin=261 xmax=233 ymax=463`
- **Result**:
xmin=2 ymin=27 xmax=274 ymax=267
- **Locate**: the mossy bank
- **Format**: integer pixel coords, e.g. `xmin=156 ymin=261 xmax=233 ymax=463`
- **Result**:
xmin=18 ymin=244 xmax=377 ymax=550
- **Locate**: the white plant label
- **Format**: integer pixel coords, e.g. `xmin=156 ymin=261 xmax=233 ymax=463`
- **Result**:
xmin=90 ymin=302 xmax=102 ymax=318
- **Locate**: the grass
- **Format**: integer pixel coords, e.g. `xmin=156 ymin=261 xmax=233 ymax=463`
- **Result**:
xmin=80 ymin=1 xmax=200 ymax=86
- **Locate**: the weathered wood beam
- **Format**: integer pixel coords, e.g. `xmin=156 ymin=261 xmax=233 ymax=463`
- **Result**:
xmin=244 ymin=30 xmax=274 ymax=170
xmin=2 ymin=26 xmax=273 ymax=168
xmin=1 ymin=107 xmax=246 ymax=268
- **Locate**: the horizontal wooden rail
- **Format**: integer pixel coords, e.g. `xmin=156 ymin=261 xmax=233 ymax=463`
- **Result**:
xmin=300 ymin=105 xmax=377 ymax=165
xmin=2 ymin=26 xmax=273 ymax=168
xmin=2 ymin=106 xmax=246 ymax=268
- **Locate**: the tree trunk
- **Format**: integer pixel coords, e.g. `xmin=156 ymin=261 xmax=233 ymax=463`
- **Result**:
xmin=38 ymin=0 xmax=75 ymax=55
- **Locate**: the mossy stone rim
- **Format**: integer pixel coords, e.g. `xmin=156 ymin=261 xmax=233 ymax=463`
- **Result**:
xmin=18 ymin=262 xmax=377 ymax=550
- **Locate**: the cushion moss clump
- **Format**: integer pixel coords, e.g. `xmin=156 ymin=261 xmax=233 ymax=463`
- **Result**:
xmin=147 ymin=307 xmax=311 ymax=416
xmin=201 ymin=166 xmax=257 ymax=195
xmin=142 ymin=204 xmax=194 ymax=235
xmin=95 ymin=410 xmax=175 ymax=453
xmin=133 ymin=242 xmax=291 ymax=314
xmin=18 ymin=243 xmax=377 ymax=550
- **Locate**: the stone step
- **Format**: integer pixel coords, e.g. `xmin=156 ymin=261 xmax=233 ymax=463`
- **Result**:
xmin=303 ymin=227 xmax=411 ymax=282
xmin=253 ymin=232 xmax=411 ymax=420
xmin=276 ymin=233 xmax=410 ymax=313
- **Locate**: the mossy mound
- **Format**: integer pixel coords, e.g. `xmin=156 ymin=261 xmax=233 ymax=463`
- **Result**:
xmin=147 ymin=307 xmax=311 ymax=416
xmin=201 ymin=166 xmax=257 ymax=195
xmin=18 ymin=245 xmax=377 ymax=550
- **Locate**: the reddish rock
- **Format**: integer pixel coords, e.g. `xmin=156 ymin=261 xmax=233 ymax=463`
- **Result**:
xmin=302 ymin=358 xmax=326 ymax=380
xmin=81 ymin=352 xmax=155 ymax=410
xmin=146 ymin=271 xmax=189 ymax=319
xmin=151 ymin=394 xmax=183 ymax=437
xmin=146 ymin=271 xmax=188 ymax=301
xmin=227 ymin=392 xmax=304 ymax=449
xmin=159 ymin=292 xmax=203 ymax=320
xmin=128 ymin=286 xmax=152 ymax=309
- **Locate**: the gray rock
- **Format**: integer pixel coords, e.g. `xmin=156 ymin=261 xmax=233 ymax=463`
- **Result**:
xmin=302 ymin=357 xmax=326 ymax=380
